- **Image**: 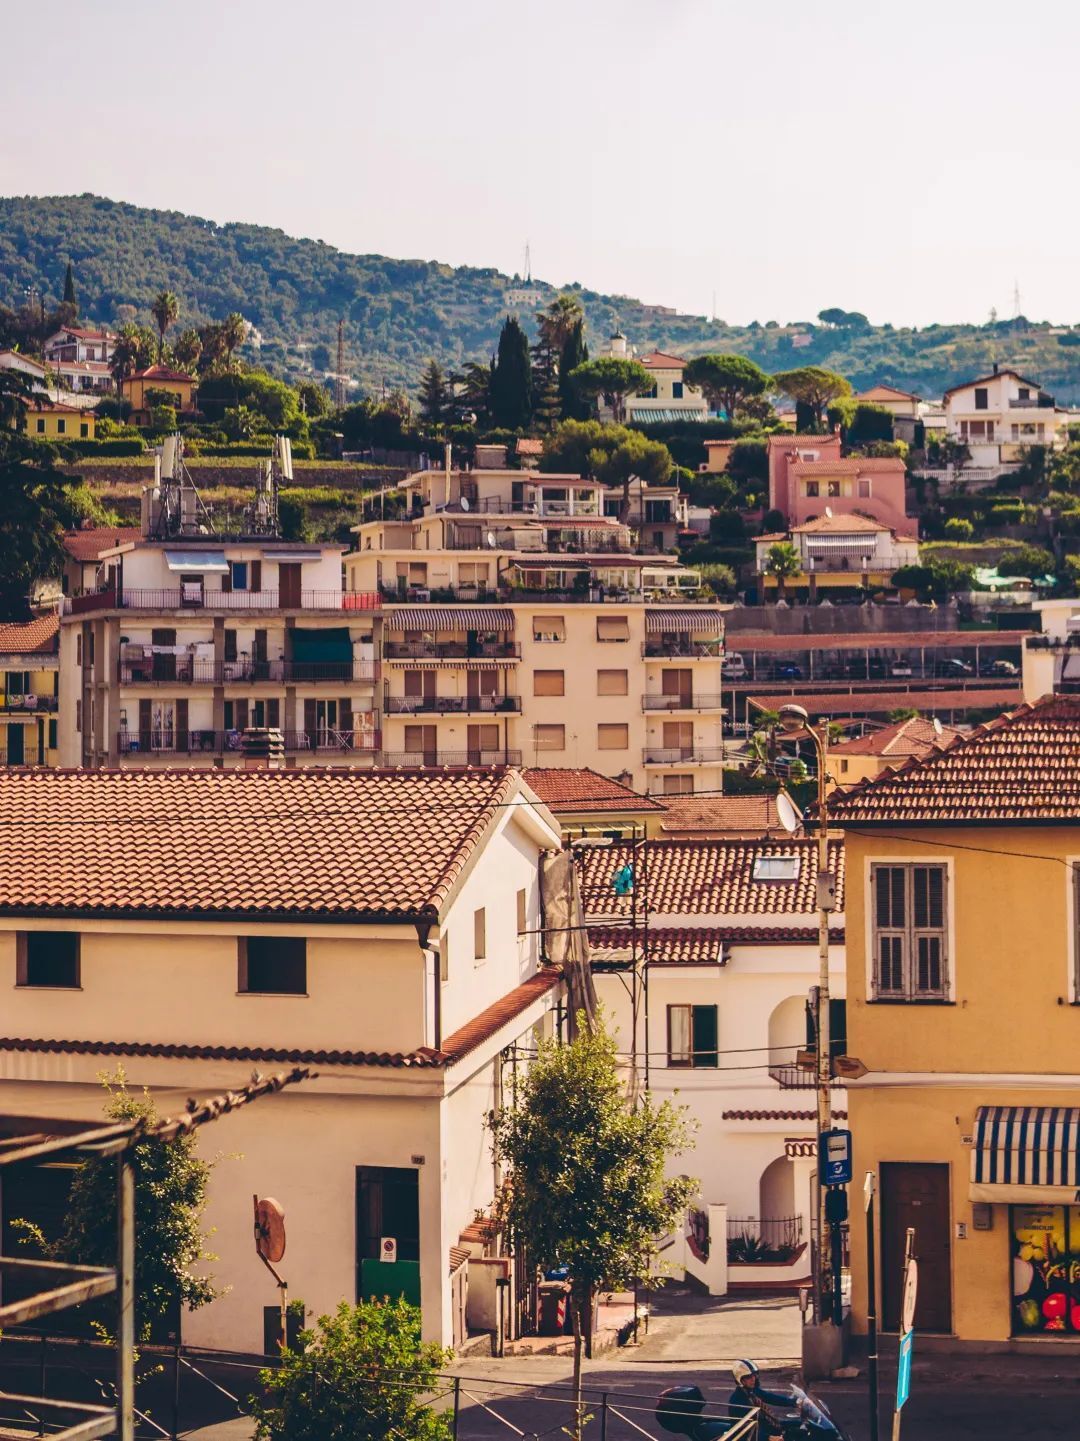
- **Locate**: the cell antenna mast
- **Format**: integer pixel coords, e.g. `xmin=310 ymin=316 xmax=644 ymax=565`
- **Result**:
xmin=524 ymin=241 xmax=531 ymax=283
xmin=335 ymin=318 xmax=346 ymax=409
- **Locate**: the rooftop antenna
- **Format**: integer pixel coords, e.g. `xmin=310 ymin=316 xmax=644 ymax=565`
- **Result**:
xmin=245 ymin=436 xmax=288 ymax=535
xmin=335 ymin=318 xmax=346 ymax=409
xmin=152 ymin=433 xmax=214 ymax=538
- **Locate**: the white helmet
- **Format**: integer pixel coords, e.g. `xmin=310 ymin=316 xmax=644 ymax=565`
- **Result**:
xmin=732 ymin=1360 xmax=759 ymax=1386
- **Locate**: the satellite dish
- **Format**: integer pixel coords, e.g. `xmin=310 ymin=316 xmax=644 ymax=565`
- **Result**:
xmin=460 ymin=496 xmax=470 ymax=511
xmin=775 ymin=790 xmax=802 ymax=835
xmin=932 ymin=716 xmax=943 ymax=735
xmin=254 ymin=1196 xmax=286 ymax=1263
xmin=486 ymin=532 xmax=497 ymax=547
xmin=824 ymin=505 xmax=833 ymax=518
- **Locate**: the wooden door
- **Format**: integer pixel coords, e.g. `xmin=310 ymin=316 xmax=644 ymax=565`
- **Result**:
xmin=881 ymin=1162 xmax=952 ymax=1333
xmin=662 ymin=670 xmax=692 ymax=708
xmin=662 ymin=720 xmax=693 ymax=758
xmin=279 ymin=563 xmax=302 ymax=609
xmin=151 ymin=629 xmax=176 ymax=681
xmin=404 ymin=724 xmax=437 ymax=765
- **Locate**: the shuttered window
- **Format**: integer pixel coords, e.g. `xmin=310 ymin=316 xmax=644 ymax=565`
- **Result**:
xmin=871 ymin=863 xmax=948 ymax=1000
xmin=533 ymin=670 xmax=565 ymax=696
xmin=533 ymin=724 xmax=565 ymax=751
xmin=597 ymin=723 xmax=629 ymax=750
xmin=597 ymin=669 xmax=628 ymax=696
xmin=667 ymin=1005 xmax=718 ymax=1068
xmin=596 ymin=615 xmax=630 ymax=642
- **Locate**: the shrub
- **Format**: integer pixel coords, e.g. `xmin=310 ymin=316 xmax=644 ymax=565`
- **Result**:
xmin=66 ymin=438 xmax=146 ymax=457
xmin=944 ymin=518 xmax=974 ymax=540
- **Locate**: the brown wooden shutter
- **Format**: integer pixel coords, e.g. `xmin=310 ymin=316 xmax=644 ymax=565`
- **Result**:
xmin=251 ymin=560 xmax=262 ymax=593
xmin=339 ymin=698 xmax=351 ymax=741
xmin=176 ymin=698 xmax=189 ymax=753
xmin=221 ymin=567 xmax=232 ymax=594
xmin=224 ymin=629 xmax=237 ymax=662
xmin=267 ymin=698 xmax=280 ymax=728
xmin=138 ymin=698 xmax=152 ymax=751
xmin=237 ymin=938 xmax=248 ymax=993
xmin=235 ymin=698 xmax=249 ymax=731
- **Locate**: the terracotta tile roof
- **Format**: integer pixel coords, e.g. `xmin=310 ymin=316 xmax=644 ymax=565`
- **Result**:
xmin=749 ymin=687 xmax=1022 ymax=717
xmin=54 ymin=359 xmax=113 ymax=374
xmin=829 ymin=716 xmax=963 ymax=759
xmin=724 ymin=1108 xmax=848 ymax=1121
xmin=0 ymin=972 xmax=562 ymax=1071
xmin=659 ymin=794 xmax=784 ymax=838
xmin=127 ymin=364 xmax=196 ymax=383
xmin=0 ymin=615 xmax=59 ymax=656
xmin=588 ymin=923 xmax=844 ymax=965
xmin=789 ymin=458 xmax=906 ymax=476
xmin=767 ymin=434 xmax=842 ymax=449
xmin=942 ymin=368 xmax=1043 ymax=398
xmin=857 ymin=384 xmax=921 ymax=402
xmin=63 ymin=527 xmax=137 ymax=562
xmin=516 ymin=438 xmax=544 ymax=455
xmin=47 ymin=328 xmax=115 ymax=342
xmin=790 ymin=513 xmax=889 ymax=534
xmin=827 ymin=695 xmax=1080 ymax=826
xmin=578 ymin=838 xmax=844 ymax=918
xmin=639 ymin=351 xmax=687 ymax=369
xmin=0 ymin=767 xmax=524 ymax=921
xmin=522 ymin=767 xmax=664 ymax=815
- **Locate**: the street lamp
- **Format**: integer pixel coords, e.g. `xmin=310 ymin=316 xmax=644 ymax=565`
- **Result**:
xmin=777 ymin=703 xmax=838 ymax=1327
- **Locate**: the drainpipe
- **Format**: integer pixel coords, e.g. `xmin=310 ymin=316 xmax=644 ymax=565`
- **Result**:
xmin=414 ymin=918 xmax=440 ymax=1050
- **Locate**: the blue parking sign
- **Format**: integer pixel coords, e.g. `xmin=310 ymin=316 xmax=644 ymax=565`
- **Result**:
xmin=896 ymin=1329 xmax=914 ymax=1409
xmin=819 ymin=1128 xmax=853 ymax=1185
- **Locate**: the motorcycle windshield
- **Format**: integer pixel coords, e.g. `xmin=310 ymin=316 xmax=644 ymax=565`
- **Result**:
xmin=790 ymin=1386 xmax=833 ymax=1427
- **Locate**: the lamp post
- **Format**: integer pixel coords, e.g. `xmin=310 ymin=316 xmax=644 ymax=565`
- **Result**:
xmin=777 ymin=702 xmax=836 ymax=1324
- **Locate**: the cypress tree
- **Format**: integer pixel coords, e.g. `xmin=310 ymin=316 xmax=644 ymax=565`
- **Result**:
xmin=418 ymin=358 xmax=449 ymax=427
xmin=62 ymin=261 xmax=77 ymax=312
xmin=490 ymin=315 xmax=532 ymax=429
xmin=559 ymin=319 xmax=589 ymax=419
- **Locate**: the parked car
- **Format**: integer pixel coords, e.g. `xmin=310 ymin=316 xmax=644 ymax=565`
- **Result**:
xmin=889 ymin=659 xmax=914 ymax=678
xmin=980 ymin=657 xmax=1019 ymax=677
xmin=843 ymin=657 xmax=886 ymax=680
xmin=721 ymin=653 xmax=748 ymax=680
xmin=933 ymin=657 xmax=974 ymax=677
xmin=772 ymin=661 xmax=804 ymax=681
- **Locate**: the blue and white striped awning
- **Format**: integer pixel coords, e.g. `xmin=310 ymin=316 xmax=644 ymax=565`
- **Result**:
xmin=971 ymin=1105 xmax=1080 ymax=1203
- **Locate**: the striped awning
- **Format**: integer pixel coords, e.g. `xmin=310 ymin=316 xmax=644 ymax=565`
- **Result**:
xmin=970 ymin=1106 xmax=1080 ymax=1203
xmin=646 ymin=608 xmax=723 ymax=634
xmin=385 ymin=607 xmax=516 ymax=633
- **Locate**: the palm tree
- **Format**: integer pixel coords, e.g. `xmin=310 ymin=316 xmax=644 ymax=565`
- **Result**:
xmin=537 ymin=293 xmax=585 ymax=354
xmin=150 ymin=291 xmax=179 ymax=363
xmin=764 ymin=541 xmax=802 ymax=603
xmin=110 ymin=323 xmax=153 ymax=388
xmin=221 ymin=312 xmax=247 ymax=369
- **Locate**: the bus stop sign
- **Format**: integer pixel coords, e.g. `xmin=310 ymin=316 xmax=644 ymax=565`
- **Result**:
xmin=819 ymin=1128 xmax=853 ymax=1185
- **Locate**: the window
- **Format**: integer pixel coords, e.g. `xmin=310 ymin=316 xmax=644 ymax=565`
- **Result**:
xmin=752 ymin=855 xmax=800 ymax=881
xmin=672 ymin=381 xmax=684 ymax=400
xmin=597 ymin=669 xmax=628 ymax=696
xmin=663 ymin=775 xmax=694 ymax=795
xmin=533 ymin=615 xmax=565 ymax=643
xmin=805 ymin=481 xmax=819 ymax=498
xmin=36 ymin=418 xmax=45 ymax=434
xmin=473 ymin=907 xmax=486 ymax=962
xmin=56 ymin=419 xmax=66 ymax=435
xmin=75 ymin=699 xmax=81 ymax=733
xmin=871 ymin=863 xmax=948 ymax=1000
xmin=517 ymin=888 xmax=528 ymax=935
xmin=857 ymin=478 xmax=872 ymax=498
xmin=974 ymin=387 xmax=988 ymax=410
xmin=1018 ymin=387 xmax=1030 ymax=401
xmin=827 ymin=480 xmax=841 ymax=497
xmin=230 ymin=561 xmax=249 ymax=591
xmin=667 ymin=1005 xmax=718 ymax=1068
xmin=239 ymin=937 xmax=307 ymax=994
xmin=839 ymin=758 xmax=849 ymax=774
xmin=533 ymin=670 xmax=565 ymax=696
xmin=17 ymin=932 xmax=80 ymax=988
xmin=48 ymin=719 xmax=57 ymax=750
xmin=76 ymin=633 xmax=82 ymax=667
xmin=597 ymin=615 xmax=630 ymax=642
xmin=80 ymin=423 xmax=89 ymax=438
xmin=598 ymin=723 xmax=628 ymax=750
xmin=534 ymin=724 xmax=565 ymax=751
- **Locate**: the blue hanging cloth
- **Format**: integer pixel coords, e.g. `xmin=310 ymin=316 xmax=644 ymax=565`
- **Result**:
xmin=613 ymin=862 xmax=634 ymax=896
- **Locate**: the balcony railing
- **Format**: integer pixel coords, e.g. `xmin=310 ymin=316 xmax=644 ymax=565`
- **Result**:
xmin=65 ymin=588 xmax=380 ymax=614
xmin=385 ymin=694 xmax=521 ymax=715
xmin=643 ymin=746 xmax=725 ymax=765
xmin=768 ymin=1063 xmax=816 ymax=1090
xmin=117 ymin=729 xmax=381 ymax=756
xmin=444 ymin=532 xmax=632 ymax=554
xmin=727 ymin=1215 xmax=804 ymax=1259
xmin=384 ymin=640 xmax=520 ymax=660
xmin=118 ymin=659 xmax=378 ymax=685
xmin=642 ymin=693 xmax=724 ymax=712
xmin=643 ymin=640 xmax=722 ymax=658
xmin=379 ymin=749 xmax=522 ymax=768
xmin=436 ymin=498 xmax=602 ymax=518
xmin=0 ymin=694 xmax=58 ymax=713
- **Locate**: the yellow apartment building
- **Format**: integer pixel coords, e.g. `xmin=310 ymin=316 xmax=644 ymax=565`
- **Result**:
xmin=0 ymin=616 xmax=60 ymax=766
xmin=23 ymin=401 xmax=96 ymax=441
xmin=830 ymin=696 xmax=1080 ymax=1348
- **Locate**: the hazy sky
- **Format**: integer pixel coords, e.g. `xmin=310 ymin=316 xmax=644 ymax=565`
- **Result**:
xmin=3 ymin=0 xmax=1078 ymax=327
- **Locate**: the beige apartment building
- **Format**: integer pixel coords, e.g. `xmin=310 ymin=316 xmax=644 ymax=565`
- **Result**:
xmin=346 ymin=466 xmax=723 ymax=794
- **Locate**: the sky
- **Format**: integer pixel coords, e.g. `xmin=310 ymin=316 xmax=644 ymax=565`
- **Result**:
xmin=3 ymin=0 xmax=1079 ymax=329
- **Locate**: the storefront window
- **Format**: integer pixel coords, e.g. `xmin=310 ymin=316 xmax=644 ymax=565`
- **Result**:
xmin=1011 ymin=1205 xmax=1080 ymax=1334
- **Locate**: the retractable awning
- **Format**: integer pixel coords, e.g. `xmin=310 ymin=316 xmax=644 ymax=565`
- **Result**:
xmin=646 ymin=608 xmax=723 ymax=634
xmin=164 ymin=551 xmax=228 ymax=573
xmin=970 ymin=1105 xmax=1080 ymax=1203
xmin=385 ymin=607 xmax=516 ymax=632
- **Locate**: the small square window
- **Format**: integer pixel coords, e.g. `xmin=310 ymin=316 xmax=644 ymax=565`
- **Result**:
xmin=239 ymin=937 xmax=306 ymax=994
xmin=80 ymin=423 xmax=89 ymax=438
xmin=18 ymin=932 xmax=80 ymax=988
xmin=667 ymin=1004 xmax=718 ymax=1068
xmin=598 ymin=723 xmax=629 ymax=749
xmin=533 ymin=670 xmax=565 ymax=696
xmin=534 ymin=724 xmax=565 ymax=751
xmin=231 ymin=562 xmax=249 ymax=591
xmin=474 ymin=907 xmax=486 ymax=962
xmin=752 ymin=855 xmax=800 ymax=881
xmin=36 ymin=418 xmax=46 ymax=434
xmin=56 ymin=419 xmax=66 ymax=435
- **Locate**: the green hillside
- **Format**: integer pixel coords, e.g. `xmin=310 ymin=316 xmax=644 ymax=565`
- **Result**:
xmin=5 ymin=193 xmax=1080 ymax=401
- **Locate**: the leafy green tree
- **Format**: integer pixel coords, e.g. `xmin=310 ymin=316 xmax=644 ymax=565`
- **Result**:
xmin=683 ymin=353 xmax=770 ymax=420
xmin=453 ymin=360 xmax=494 ymax=426
xmin=532 ymin=365 xmax=562 ymax=432
xmin=297 ymin=380 xmax=330 ymax=418
xmin=221 ymin=312 xmax=247 ymax=368
xmin=569 ymin=356 xmax=651 ymax=424
xmin=0 ymin=430 xmax=102 ymax=617
xmin=772 ymin=366 xmax=852 ymax=432
xmin=699 ymin=562 xmax=737 ymax=596
xmin=590 ymin=430 xmax=672 ymax=520
xmin=944 ymin=517 xmax=974 ymax=540
xmin=763 ymin=541 xmax=802 ymax=601
xmin=418 ymin=358 xmax=450 ymax=427
xmin=150 ymin=290 xmax=179 ymax=362
xmin=558 ymin=318 xmax=589 ymax=419
xmin=490 ymin=315 xmax=532 ymax=428
xmin=198 ymin=322 xmax=228 ymax=370
xmin=997 ymin=544 xmax=1055 ymax=579
xmin=537 ymin=292 xmax=585 ymax=353
xmin=489 ymin=1017 xmax=695 ymax=1436
xmin=18 ymin=1069 xmax=218 ymax=1338
xmin=279 ymin=496 xmax=314 ymax=542
xmin=251 ymin=1298 xmax=450 ymax=1441
xmin=111 ymin=323 xmax=157 ymax=383
xmin=172 ymin=328 xmax=203 ymax=372
xmin=0 ymin=366 xmax=37 ymax=427
xmin=62 ymin=261 xmax=77 ymax=312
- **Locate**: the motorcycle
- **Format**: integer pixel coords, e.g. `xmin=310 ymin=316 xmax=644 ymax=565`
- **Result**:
xmin=657 ymin=1382 xmax=852 ymax=1440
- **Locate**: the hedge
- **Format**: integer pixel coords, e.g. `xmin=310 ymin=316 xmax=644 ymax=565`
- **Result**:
xmin=66 ymin=439 xmax=147 ymax=457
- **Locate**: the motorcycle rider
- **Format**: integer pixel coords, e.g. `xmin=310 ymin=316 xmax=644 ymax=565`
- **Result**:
xmin=728 ymin=1360 xmax=792 ymax=1439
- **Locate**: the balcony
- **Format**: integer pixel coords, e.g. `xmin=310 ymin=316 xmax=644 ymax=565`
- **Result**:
xmin=379 ymin=749 xmax=522 ymax=768
xmin=642 ymin=693 xmax=724 ymax=712
xmin=380 ymin=585 xmax=502 ymax=604
xmin=384 ymin=640 xmax=520 ymax=661
xmin=768 ymin=1063 xmax=816 ymax=1090
xmin=385 ymin=694 xmax=521 ymax=715
xmin=65 ymin=588 xmax=381 ymax=615
xmin=0 ymin=694 xmax=58 ymax=713
xmin=643 ymin=640 xmax=722 ymax=659
xmin=643 ymin=746 xmax=725 ymax=766
xmin=727 ymin=1216 xmax=804 ymax=1265
xmin=117 ymin=729 xmax=381 ymax=757
xmin=118 ymin=658 xmax=379 ymax=685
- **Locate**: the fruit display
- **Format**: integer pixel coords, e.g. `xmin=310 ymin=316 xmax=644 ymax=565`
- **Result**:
xmin=1011 ymin=1207 xmax=1080 ymax=1334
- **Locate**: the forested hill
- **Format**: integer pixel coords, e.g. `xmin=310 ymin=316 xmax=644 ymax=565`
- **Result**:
xmin=5 ymin=193 xmax=1080 ymax=401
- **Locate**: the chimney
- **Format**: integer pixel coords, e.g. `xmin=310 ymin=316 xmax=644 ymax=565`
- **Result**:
xmin=993 ymin=362 xmax=999 ymax=375
xmin=240 ymin=727 xmax=286 ymax=769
